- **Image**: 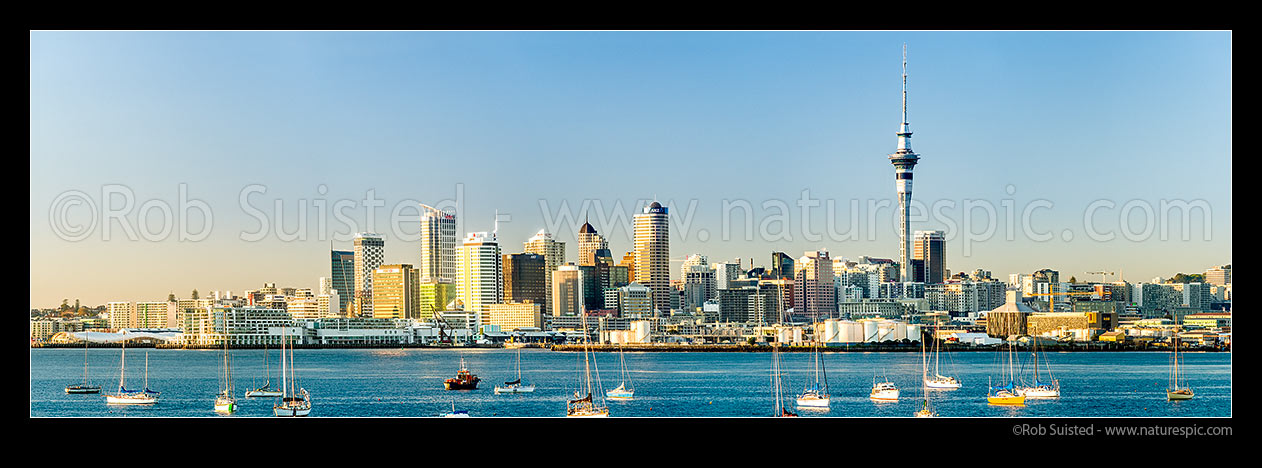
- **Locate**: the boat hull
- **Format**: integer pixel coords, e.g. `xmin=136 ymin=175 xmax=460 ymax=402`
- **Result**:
xmin=606 ymin=390 xmax=634 ymax=400
xmin=914 ymin=410 xmax=937 ymax=418
xmin=924 ymin=378 xmax=962 ymax=389
xmin=106 ymin=394 xmax=158 ymax=405
xmin=795 ymin=396 xmax=831 ymax=408
xmin=445 ymin=379 xmax=479 ymax=390
xmin=1167 ymin=389 xmax=1194 ymax=401
xmin=66 ymin=385 xmax=101 ymax=394
xmin=1019 ymin=387 xmax=1060 ymax=399
xmin=987 ymin=393 xmax=1026 ymax=406
xmin=494 ymin=385 xmax=536 ymax=394
xmin=214 ymin=398 xmax=237 ymax=414
xmin=273 ymin=406 xmax=311 ymax=417
xmin=245 ymin=389 xmax=284 ymax=398
xmin=567 ymin=410 xmax=610 ymax=418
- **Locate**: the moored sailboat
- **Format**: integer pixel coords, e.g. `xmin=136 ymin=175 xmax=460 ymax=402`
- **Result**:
xmin=1017 ymin=336 xmax=1060 ymax=399
xmin=214 ymin=336 xmax=236 ymax=414
xmin=605 ymin=344 xmax=635 ymax=400
xmin=494 ymin=348 xmax=535 ymax=394
xmin=1167 ymin=336 xmax=1194 ymax=401
xmin=915 ymin=329 xmax=937 ymax=417
xmin=273 ymin=328 xmax=311 ymax=417
xmin=65 ymin=334 xmax=100 ymax=394
xmin=105 ymin=341 xmax=159 ymax=405
xmin=795 ymin=334 xmax=830 ymax=409
xmin=566 ymin=322 xmax=609 ymax=417
xmin=924 ymin=320 xmax=961 ymax=389
xmin=987 ymin=340 xmax=1025 ymax=406
xmin=245 ymin=340 xmax=283 ymax=397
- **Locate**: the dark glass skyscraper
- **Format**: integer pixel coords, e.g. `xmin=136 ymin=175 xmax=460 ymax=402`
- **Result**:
xmin=331 ymin=249 xmax=355 ymax=315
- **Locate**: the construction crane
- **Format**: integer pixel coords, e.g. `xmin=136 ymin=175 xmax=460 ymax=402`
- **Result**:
xmin=1025 ymin=291 xmax=1097 ymax=313
xmin=1086 ymin=271 xmax=1115 ymax=284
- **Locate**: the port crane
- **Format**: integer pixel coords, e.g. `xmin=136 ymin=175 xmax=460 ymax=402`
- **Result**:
xmin=1086 ymin=271 xmax=1115 ymax=284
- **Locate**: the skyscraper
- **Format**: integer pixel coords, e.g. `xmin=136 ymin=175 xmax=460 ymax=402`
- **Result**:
xmin=330 ymin=249 xmax=354 ymax=315
xmin=888 ymin=45 xmax=920 ymax=283
xmin=419 ymin=204 xmax=457 ymax=283
xmin=372 ymin=264 xmax=420 ymax=319
xmin=456 ymin=231 xmax=503 ymax=327
xmin=524 ymin=229 xmax=566 ymax=317
xmin=577 ymin=218 xmax=608 ymax=267
xmin=794 ymin=250 xmax=836 ymax=322
xmin=770 ymin=251 xmax=794 ymax=279
xmin=634 ymin=201 xmax=670 ymax=314
xmin=552 ymin=264 xmax=583 ymax=317
xmin=913 ymin=230 xmax=946 ymax=284
xmin=352 ymin=233 xmax=384 ymax=317
xmin=503 ymin=253 xmax=547 ymax=306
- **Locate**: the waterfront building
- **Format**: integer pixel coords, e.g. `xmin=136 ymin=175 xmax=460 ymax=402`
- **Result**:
xmin=486 ymin=302 xmax=543 ymax=331
xmin=984 ymin=290 xmax=1036 ymax=338
xmin=524 ymin=229 xmax=566 ymax=317
xmin=353 ymin=233 xmax=385 ymax=317
xmin=456 ymin=231 xmax=503 ymax=326
xmin=372 ymin=264 xmax=421 ymax=320
xmin=836 ymin=299 xmax=914 ymax=319
xmin=288 ymin=289 xmax=340 ymax=321
xmin=634 ymin=201 xmax=670 ymax=314
xmin=577 ymin=218 xmax=608 ymax=267
xmin=330 ymin=249 xmax=355 ymax=315
xmin=913 ymin=230 xmax=946 ymax=284
xmin=179 ymin=306 xmax=294 ymax=347
xmin=419 ymin=204 xmax=458 ymax=282
xmin=793 ymin=250 xmax=836 ymax=322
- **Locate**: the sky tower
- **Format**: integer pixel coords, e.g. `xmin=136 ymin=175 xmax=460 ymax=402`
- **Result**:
xmin=889 ymin=44 xmax=920 ymax=283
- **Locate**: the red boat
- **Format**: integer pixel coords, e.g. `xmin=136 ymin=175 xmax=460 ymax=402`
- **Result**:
xmin=444 ymin=357 xmax=480 ymax=390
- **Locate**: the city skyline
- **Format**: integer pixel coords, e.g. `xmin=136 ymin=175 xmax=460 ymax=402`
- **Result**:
xmin=30 ymin=31 xmax=1231 ymax=306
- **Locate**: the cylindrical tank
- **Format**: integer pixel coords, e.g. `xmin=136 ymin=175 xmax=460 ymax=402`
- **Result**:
xmin=778 ymin=328 xmax=792 ymax=344
xmin=632 ymin=321 xmax=650 ymax=343
xmin=823 ymin=320 xmax=840 ymax=343
xmin=844 ymin=321 xmax=863 ymax=343
xmin=906 ymin=324 xmax=921 ymax=342
xmin=792 ymin=328 xmax=803 ymax=344
xmin=863 ymin=320 xmax=879 ymax=343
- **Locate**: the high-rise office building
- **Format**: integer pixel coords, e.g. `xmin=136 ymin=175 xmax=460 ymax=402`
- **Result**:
xmin=634 ymin=201 xmax=670 ymax=314
xmin=577 ymin=218 xmax=608 ymax=267
xmin=771 ymin=251 xmax=795 ymax=279
xmin=456 ymin=231 xmax=503 ymax=326
xmin=619 ymin=251 xmax=637 ymax=283
xmin=352 ymin=233 xmax=384 ymax=316
xmin=913 ymin=230 xmax=946 ymax=284
xmin=552 ymin=264 xmax=584 ymax=317
xmin=503 ymin=253 xmax=547 ymax=306
xmin=330 ymin=249 xmax=354 ymax=315
xmin=524 ymin=229 xmax=565 ymax=317
xmin=794 ymin=250 xmax=836 ymax=322
xmin=419 ymin=204 xmax=457 ymax=283
xmin=888 ymin=45 xmax=920 ymax=283
xmin=372 ymin=264 xmax=420 ymax=319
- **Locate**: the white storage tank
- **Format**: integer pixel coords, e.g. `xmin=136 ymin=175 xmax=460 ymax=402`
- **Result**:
xmin=863 ymin=320 xmax=880 ymax=342
xmin=823 ymin=320 xmax=840 ymax=343
xmin=906 ymin=324 xmax=921 ymax=342
xmin=792 ymin=327 xmax=803 ymax=344
xmin=843 ymin=321 xmax=864 ymax=343
xmin=632 ymin=321 xmax=651 ymax=343
xmin=778 ymin=328 xmax=793 ymax=344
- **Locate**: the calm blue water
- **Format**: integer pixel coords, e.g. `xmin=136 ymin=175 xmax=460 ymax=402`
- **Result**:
xmin=30 ymin=348 xmax=1230 ymax=418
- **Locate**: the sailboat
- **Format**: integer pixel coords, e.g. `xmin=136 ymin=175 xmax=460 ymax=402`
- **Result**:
xmin=987 ymin=340 xmax=1025 ymax=406
xmin=65 ymin=333 xmax=100 ymax=394
xmin=494 ymin=348 xmax=536 ymax=394
xmin=606 ymin=344 xmax=635 ymax=400
xmin=1167 ymin=336 xmax=1194 ymax=401
xmin=245 ymin=340 xmax=283 ymax=397
xmin=1017 ymin=336 xmax=1060 ymax=399
xmin=566 ymin=321 xmax=609 ymax=417
xmin=795 ymin=334 xmax=830 ymax=409
xmin=105 ymin=340 xmax=159 ymax=405
xmin=924 ymin=321 xmax=961 ymax=389
xmin=214 ymin=335 xmax=236 ymax=414
xmin=273 ymin=328 xmax=311 ymax=417
xmin=442 ymin=399 xmax=470 ymax=417
xmin=770 ymin=284 xmax=797 ymax=417
xmin=915 ymin=331 xmax=937 ymax=417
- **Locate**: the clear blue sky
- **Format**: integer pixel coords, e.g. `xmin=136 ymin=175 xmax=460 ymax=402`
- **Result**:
xmin=30 ymin=31 xmax=1232 ymax=307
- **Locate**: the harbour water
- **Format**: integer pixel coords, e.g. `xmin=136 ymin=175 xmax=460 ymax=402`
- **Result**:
xmin=30 ymin=348 xmax=1230 ymax=418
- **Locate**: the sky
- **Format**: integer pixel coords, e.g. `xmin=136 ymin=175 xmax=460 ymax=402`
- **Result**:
xmin=29 ymin=31 xmax=1232 ymax=308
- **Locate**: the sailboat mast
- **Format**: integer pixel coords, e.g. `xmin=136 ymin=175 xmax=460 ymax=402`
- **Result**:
xmin=119 ymin=338 xmax=126 ymax=390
